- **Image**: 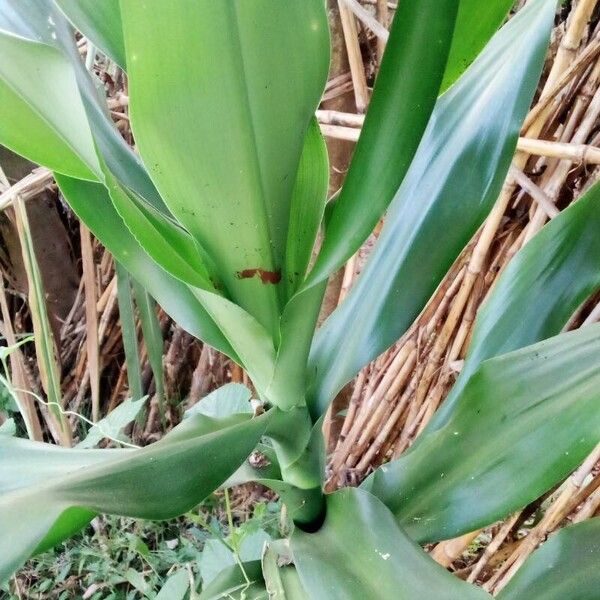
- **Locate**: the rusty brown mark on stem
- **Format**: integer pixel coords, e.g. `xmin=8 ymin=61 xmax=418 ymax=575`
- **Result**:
xmin=236 ymin=268 xmax=282 ymax=284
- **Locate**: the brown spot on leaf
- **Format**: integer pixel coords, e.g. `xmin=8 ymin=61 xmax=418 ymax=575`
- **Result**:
xmin=236 ymin=268 xmax=281 ymax=284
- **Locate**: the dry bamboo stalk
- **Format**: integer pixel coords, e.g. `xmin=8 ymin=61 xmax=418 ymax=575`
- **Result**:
xmin=322 ymin=81 xmax=356 ymax=103
xmin=508 ymin=165 xmax=560 ymax=218
xmin=335 ymin=368 xmax=367 ymax=444
xmin=523 ymin=75 xmax=600 ymax=243
xmin=425 ymin=266 xmax=467 ymax=337
xmin=522 ymin=34 xmax=600 ymax=133
xmin=337 ymin=253 xmax=358 ymax=304
xmin=331 ymin=340 xmax=416 ymax=470
xmin=544 ymin=0 xmax=598 ymax=91
xmin=571 ymin=481 xmax=600 ymax=523
xmin=431 ymin=530 xmax=481 ymax=568
xmin=392 ymin=382 xmax=430 ymax=457
xmin=467 ymin=513 xmax=522 ymax=584
xmin=97 ymin=275 xmax=117 ymax=314
xmin=341 ymin=0 xmax=390 ymax=42
xmin=317 ymin=110 xmax=364 ymax=126
xmin=354 ymin=361 xmax=417 ymax=470
xmin=320 ymin=119 xmax=600 ymax=166
xmin=0 ymin=276 xmax=43 ymax=441
xmin=517 ymin=137 xmax=600 ymax=164
xmin=446 ymin=272 xmax=484 ymax=365
xmin=320 ymin=123 xmax=361 ymax=142
xmin=336 ymin=0 xmax=370 ymax=112
xmin=489 ymin=442 xmax=600 ymax=593
xmin=80 ymin=224 xmax=100 ymax=422
xmin=97 ymin=278 xmax=118 ymax=341
xmin=376 ymin=0 xmax=389 ymax=61
xmin=349 ymin=347 xmax=417 ymax=468
xmin=0 ymin=167 xmax=53 ymax=210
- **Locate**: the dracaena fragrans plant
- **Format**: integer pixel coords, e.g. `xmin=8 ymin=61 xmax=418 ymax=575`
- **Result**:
xmin=2 ymin=0 xmax=600 ymax=597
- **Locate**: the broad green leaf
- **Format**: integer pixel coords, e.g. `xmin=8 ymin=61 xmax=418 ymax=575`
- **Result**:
xmin=228 ymin=412 xmax=325 ymax=525
xmin=442 ymin=0 xmax=515 ymax=91
xmin=0 ymin=29 xmax=99 ymax=180
xmin=364 ymin=324 xmax=600 ymax=543
xmin=55 ymin=175 xmax=238 ymax=361
xmin=284 ymin=118 xmax=329 ymax=299
xmin=291 ymin=488 xmax=490 ymax=600
xmin=498 ymin=519 xmax=600 ymax=600
xmin=54 ymin=0 xmax=126 ymax=68
xmin=76 ymin=397 xmax=147 ymax=448
xmin=266 ymin=282 xmax=327 ymax=411
xmin=115 ymin=263 xmax=143 ymax=400
xmin=200 ymin=539 xmax=238 ymax=587
xmin=185 ymin=384 xmax=253 ymax=420
xmin=305 ymin=0 xmax=458 ymax=291
xmin=155 ymin=569 xmax=190 ymax=600
xmin=191 ymin=289 xmax=277 ymax=398
xmin=225 ymin=444 xmax=282 ymax=488
xmin=104 ymin=152 xmax=278 ymax=397
xmin=0 ymin=411 xmax=271 ymax=582
xmin=308 ymin=0 xmax=555 ymax=417
xmin=0 ymin=0 xmax=168 ymax=213
xmin=83 ymin=166 xmax=278 ymax=394
xmin=106 ymin=170 xmax=215 ymax=290
xmin=425 ymin=181 xmax=600 ymax=438
xmin=199 ymin=561 xmax=267 ymax=600
xmin=120 ymin=0 xmax=330 ymax=336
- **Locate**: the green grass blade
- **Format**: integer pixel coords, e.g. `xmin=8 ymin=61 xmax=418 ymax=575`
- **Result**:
xmin=131 ymin=280 xmax=165 ymax=415
xmin=14 ymin=194 xmax=71 ymax=446
xmin=115 ymin=262 xmax=143 ymax=401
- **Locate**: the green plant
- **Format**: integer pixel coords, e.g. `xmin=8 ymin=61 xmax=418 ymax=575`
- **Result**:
xmin=4 ymin=498 xmax=282 ymax=599
xmin=1 ymin=0 xmax=600 ymax=597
